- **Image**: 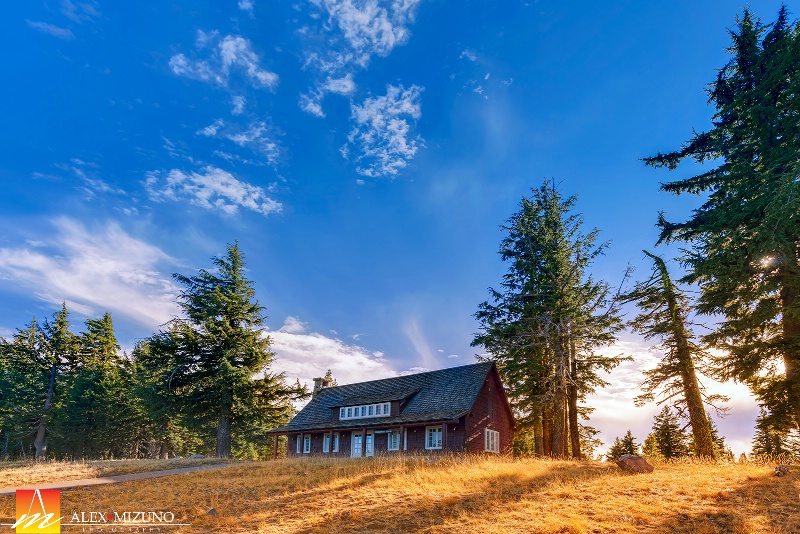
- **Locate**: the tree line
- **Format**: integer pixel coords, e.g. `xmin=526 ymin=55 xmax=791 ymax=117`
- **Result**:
xmin=0 ymin=244 xmax=306 ymax=460
xmin=473 ymin=7 xmax=800 ymax=460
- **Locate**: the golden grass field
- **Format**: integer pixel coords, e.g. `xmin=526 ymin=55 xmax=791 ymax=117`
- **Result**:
xmin=0 ymin=455 xmax=797 ymax=533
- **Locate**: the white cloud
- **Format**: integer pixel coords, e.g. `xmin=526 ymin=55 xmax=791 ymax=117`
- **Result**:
xmin=238 ymin=0 xmax=254 ymax=14
xmin=144 ymin=166 xmax=282 ymax=216
xmin=60 ymin=0 xmax=99 ymax=23
xmin=459 ymin=49 xmax=477 ymax=62
xmin=268 ymin=316 xmax=398 ymax=393
xmin=231 ymin=95 xmax=247 ymax=115
xmin=402 ymin=316 xmax=436 ymax=369
xmin=309 ymin=0 xmax=421 ymax=70
xmin=298 ymin=74 xmax=356 ymax=118
xmin=584 ymin=337 xmax=759 ymax=457
xmin=169 ymin=30 xmax=278 ymax=90
xmin=26 ymin=20 xmax=74 ymax=40
xmin=196 ymin=119 xmax=280 ymax=164
xmin=345 ymin=84 xmax=423 ymax=177
xmin=0 ymin=219 xmax=179 ymax=328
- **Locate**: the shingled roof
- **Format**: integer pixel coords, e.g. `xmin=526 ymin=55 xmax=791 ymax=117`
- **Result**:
xmin=270 ymin=361 xmax=496 ymax=433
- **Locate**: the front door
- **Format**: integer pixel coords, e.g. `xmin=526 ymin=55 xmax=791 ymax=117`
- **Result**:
xmin=351 ymin=432 xmax=362 ymax=457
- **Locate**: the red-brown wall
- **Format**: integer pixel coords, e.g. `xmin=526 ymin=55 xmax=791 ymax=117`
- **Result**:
xmin=464 ymin=367 xmax=515 ymax=453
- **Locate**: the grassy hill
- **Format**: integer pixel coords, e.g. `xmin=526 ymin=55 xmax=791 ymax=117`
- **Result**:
xmin=0 ymin=455 xmax=797 ymax=533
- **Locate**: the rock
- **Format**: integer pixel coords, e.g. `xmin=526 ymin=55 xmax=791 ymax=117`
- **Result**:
xmin=616 ymin=454 xmax=654 ymax=474
xmin=774 ymin=465 xmax=790 ymax=477
xmin=206 ymin=508 xmax=217 ymax=516
xmin=189 ymin=454 xmax=205 ymax=459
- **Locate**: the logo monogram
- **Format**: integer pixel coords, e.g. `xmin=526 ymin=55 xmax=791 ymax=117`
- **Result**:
xmin=13 ymin=489 xmax=62 ymax=533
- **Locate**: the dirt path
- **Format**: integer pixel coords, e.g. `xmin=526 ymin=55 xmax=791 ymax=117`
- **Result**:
xmin=0 ymin=463 xmax=241 ymax=496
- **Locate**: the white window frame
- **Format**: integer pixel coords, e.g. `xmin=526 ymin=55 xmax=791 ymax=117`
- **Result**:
xmin=332 ymin=432 xmax=340 ymax=452
xmin=323 ymin=433 xmax=330 ymax=453
xmin=303 ymin=434 xmax=311 ymax=454
xmin=388 ymin=429 xmax=401 ymax=451
xmin=425 ymin=425 xmax=442 ymax=450
xmin=339 ymin=402 xmax=392 ymax=420
xmin=485 ymin=428 xmax=500 ymax=453
xmin=296 ymin=434 xmax=301 ymax=454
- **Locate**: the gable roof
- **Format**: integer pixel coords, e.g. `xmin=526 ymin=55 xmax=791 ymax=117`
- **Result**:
xmin=269 ymin=361 xmax=497 ymax=433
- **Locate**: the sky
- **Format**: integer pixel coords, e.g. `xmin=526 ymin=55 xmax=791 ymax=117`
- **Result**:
xmin=0 ymin=0 xmax=789 ymax=457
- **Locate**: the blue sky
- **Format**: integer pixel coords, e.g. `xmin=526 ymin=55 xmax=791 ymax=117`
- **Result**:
xmin=1 ymin=0 xmax=788 ymax=455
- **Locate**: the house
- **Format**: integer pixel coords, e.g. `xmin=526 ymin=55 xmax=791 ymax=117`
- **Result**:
xmin=268 ymin=361 xmax=514 ymax=458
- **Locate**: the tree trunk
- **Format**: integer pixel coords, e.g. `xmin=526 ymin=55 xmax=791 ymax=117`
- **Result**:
xmin=34 ymin=364 xmax=57 ymax=461
xmin=542 ymin=405 xmax=552 ymax=456
xmin=551 ymin=387 xmax=566 ymax=457
xmin=216 ymin=404 xmax=232 ymax=458
xmin=568 ymin=340 xmax=581 ymax=459
xmin=781 ymin=285 xmax=800 ymax=432
xmin=533 ymin=403 xmax=544 ymax=456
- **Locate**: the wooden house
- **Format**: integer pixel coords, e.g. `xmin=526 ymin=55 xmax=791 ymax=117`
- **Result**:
xmin=268 ymin=361 xmax=514 ymax=458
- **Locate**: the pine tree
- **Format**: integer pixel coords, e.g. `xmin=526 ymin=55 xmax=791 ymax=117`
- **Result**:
xmin=473 ymin=180 xmax=627 ymax=458
xmin=149 ymin=243 xmax=306 ymax=458
xmin=643 ymin=406 xmax=690 ymax=460
xmin=623 ymin=251 xmax=722 ymax=458
xmin=643 ymin=7 xmax=800 ymax=432
xmin=605 ymin=430 xmax=639 ymax=461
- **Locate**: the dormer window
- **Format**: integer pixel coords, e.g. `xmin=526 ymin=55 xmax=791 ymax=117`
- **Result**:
xmin=339 ymin=402 xmax=391 ymax=420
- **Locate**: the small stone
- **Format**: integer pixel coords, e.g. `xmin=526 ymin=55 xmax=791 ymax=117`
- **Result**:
xmin=774 ymin=465 xmax=790 ymax=477
xmin=189 ymin=454 xmax=205 ymax=459
xmin=206 ymin=508 xmax=217 ymax=516
xmin=616 ymin=454 xmax=655 ymax=474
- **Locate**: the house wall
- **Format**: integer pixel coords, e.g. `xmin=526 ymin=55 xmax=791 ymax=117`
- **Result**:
xmin=464 ymin=369 xmax=515 ymax=453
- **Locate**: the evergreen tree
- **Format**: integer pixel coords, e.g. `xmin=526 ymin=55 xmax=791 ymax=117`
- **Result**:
xmin=149 ymin=243 xmax=306 ymax=457
xmin=605 ymin=430 xmax=639 ymax=461
xmin=623 ymin=251 xmax=722 ymax=458
xmin=643 ymin=7 xmax=800 ymax=432
xmin=473 ymin=180 xmax=627 ymax=458
xmin=643 ymin=406 xmax=690 ymax=459
xmin=751 ymin=406 xmax=800 ymax=457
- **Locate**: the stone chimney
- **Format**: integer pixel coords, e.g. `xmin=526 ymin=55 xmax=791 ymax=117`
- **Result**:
xmin=312 ymin=375 xmax=333 ymax=397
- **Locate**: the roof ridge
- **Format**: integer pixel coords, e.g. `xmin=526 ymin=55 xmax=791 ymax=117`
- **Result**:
xmin=317 ymin=361 xmax=493 ymax=392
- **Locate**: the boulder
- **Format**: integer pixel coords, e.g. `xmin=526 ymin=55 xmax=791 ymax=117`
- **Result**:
xmin=774 ymin=465 xmax=791 ymax=477
xmin=616 ymin=454 xmax=654 ymax=474
xmin=189 ymin=453 xmax=205 ymax=459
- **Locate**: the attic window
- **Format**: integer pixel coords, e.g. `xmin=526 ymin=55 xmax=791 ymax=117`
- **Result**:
xmin=339 ymin=402 xmax=391 ymax=420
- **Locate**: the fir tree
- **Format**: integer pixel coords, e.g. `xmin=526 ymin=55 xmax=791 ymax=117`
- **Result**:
xmin=149 ymin=243 xmax=307 ymax=457
xmin=473 ymin=180 xmax=627 ymax=458
xmin=623 ymin=251 xmax=722 ymax=458
xmin=605 ymin=430 xmax=639 ymax=461
xmin=643 ymin=406 xmax=690 ymax=459
xmin=643 ymin=7 xmax=800 ymax=432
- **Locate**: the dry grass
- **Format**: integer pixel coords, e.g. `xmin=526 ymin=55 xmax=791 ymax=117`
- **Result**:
xmin=1 ymin=455 xmax=798 ymax=533
xmin=0 ymin=457 xmax=236 ymax=488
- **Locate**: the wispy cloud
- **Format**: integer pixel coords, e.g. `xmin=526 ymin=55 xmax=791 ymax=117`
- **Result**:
xmin=196 ymin=119 xmax=280 ymax=164
xmin=299 ymin=74 xmax=357 ymax=117
xmin=60 ymin=0 xmax=99 ymax=24
xmin=0 ymin=218 xmax=179 ymax=328
xmin=26 ymin=20 xmax=74 ymax=40
xmin=459 ymin=49 xmax=478 ymax=62
xmin=344 ymin=84 xmax=423 ymax=177
xmin=231 ymin=95 xmax=247 ymax=115
xmin=238 ymin=0 xmax=254 ymax=15
xmin=144 ymin=165 xmax=282 ymax=216
xmin=169 ymin=30 xmax=278 ymax=90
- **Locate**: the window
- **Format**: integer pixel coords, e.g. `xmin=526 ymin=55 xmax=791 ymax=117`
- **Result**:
xmin=485 ymin=429 xmax=500 ymax=453
xmin=296 ymin=435 xmax=301 ymax=454
xmin=332 ymin=432 xmax=340 ymax=452
xmin=388 ymin=429 xmax=401 ymax=451
xmin=323 ymin=433 xmax=330 ymax=453
xmin=303 ymin=434 xmax=311 ymax=454
xmin=339 ymin=403 xmax=392 ymax=420
xmin=425 ymin=426 xmax=442 ymax=450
